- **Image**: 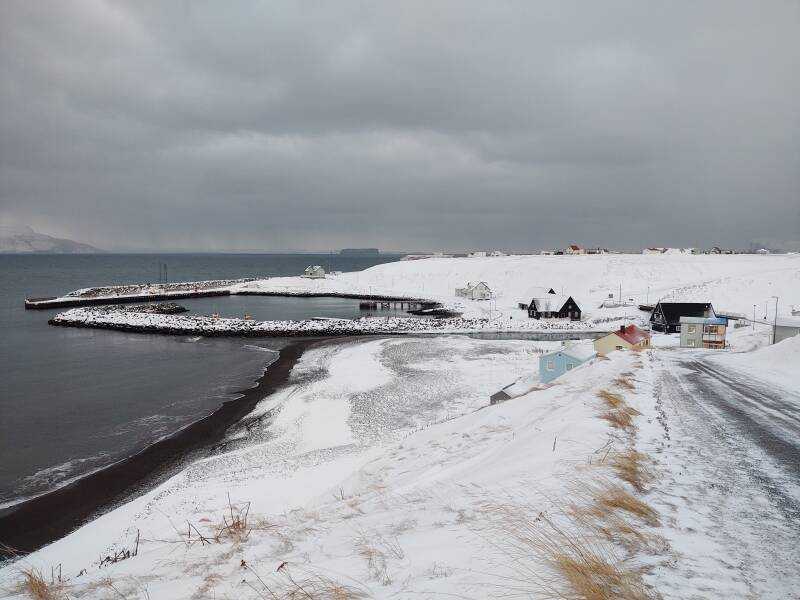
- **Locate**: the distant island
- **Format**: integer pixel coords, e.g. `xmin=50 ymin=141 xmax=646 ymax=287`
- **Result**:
xmin=339 ymin=248 xmax=380 ymax=256
xmin=0 ymin=225 xmax=101 ymax=254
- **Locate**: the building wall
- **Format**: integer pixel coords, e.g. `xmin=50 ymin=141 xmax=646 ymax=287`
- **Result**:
xmin=593 ymin=334 xmax=632 ymax=357
xmin=680 ymin=323 xmax=705 ymax=347
xmin=539 ymin=351 xmax=588 ymax=383
xmin=775 ymin=325 xmax=800 ymax=343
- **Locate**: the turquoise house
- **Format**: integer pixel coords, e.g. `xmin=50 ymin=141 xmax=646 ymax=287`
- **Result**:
xmin=539 ymin=345 xmax=597 ymax=384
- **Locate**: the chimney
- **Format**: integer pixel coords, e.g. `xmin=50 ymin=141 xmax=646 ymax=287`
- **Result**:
xmin=619 ymin=324 xmax=626 ymax=332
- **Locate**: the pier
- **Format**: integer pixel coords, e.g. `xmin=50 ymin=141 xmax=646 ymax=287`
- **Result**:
xmin=358 ymin=300 xmax=438 ymax=311
xmin=25 ymin=289 xmax=231 ymax=310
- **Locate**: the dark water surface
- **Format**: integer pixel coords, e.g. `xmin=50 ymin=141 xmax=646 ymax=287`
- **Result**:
xmin=0 ymin=253 xmax=400 ymax=506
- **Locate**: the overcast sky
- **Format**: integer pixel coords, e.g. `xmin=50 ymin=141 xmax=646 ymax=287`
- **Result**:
xmin=1 ymin=1 xmax=798 ymax=252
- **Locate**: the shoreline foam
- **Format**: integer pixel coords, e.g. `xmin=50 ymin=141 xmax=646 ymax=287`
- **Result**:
xmin=0 ymin=339 xmax=314 ymax=557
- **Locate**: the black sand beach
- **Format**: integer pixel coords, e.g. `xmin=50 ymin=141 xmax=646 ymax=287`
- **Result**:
xmin=0 ymin=339 xmax=313 ymax=557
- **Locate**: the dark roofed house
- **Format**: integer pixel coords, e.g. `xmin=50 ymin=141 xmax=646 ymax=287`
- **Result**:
xmin=650 ymin=301 xmax=715 ymax=333
xmin=527 ymin=295 xmax=581 ymax=320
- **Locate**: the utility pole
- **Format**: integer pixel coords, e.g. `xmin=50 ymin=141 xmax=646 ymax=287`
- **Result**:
xmin=772 ymin=296 xmax=779 ymax=344
xmin=752 ymin=304 xmax=755 ymax=331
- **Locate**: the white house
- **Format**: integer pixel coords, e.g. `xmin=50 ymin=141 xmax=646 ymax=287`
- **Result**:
xmin=455 ymin=281 xmax=492 ymax=300
xmin=302 ymin=265 xmax=326 ymax=279
xmin=774 ymin=316 xmax=800 ymax=343
xmin=642 ymin=247 xmax=666 ymax=255
xmin=467 ymin=251 xmax=487 ymax=258
xmin=565 ymin=244 xmax=586 ymax=255
xmin=489 ymin=250 xmax=507 ymax=257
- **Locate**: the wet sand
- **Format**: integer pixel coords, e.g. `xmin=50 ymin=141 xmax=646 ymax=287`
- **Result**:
xmin=0 ymin=339 xmax=313 ymax=557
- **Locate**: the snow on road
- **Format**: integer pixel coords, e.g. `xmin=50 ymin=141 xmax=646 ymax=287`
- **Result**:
xmin=632 ymin=344 xmax=800 ymax=599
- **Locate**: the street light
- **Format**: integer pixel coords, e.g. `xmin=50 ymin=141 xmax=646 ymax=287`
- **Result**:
xmin=772 ymin=296 xmax=779 ymax=344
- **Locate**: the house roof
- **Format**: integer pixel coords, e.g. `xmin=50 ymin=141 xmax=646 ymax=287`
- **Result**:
xmin=652 ymin=302 xmax=714 ymax=322
xmin=531 ymin=295 xmax=569 ymax=312
xmin=561 ymin=345 xmax=596 ymax=362
xmin=568 ymin=244 xmax=580 ymax=250
xmin=305 ymin=265 xmax=323 ymax=270
xmin=614 ymin=325 xmax=650 ymax=345
xmin=465 ymin=281 xmax=490 ymax=290
xmin=680 ymin=316 xmax=727 ymax=325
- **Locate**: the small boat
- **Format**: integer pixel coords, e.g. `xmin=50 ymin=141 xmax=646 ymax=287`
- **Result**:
xmin=243 ymin=313 xmax=254 ymax=320
xmin=211 ymin=312 xmax=221 ymax=319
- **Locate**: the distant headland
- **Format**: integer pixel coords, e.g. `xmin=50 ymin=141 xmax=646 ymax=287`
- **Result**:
xmin=339 ymin=248 xmax=380 ymax=256
xmin=0 ymin=225 xmax=101 ymax=254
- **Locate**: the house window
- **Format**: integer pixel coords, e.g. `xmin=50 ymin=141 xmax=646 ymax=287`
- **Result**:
xmin=547 ymin=360 xmax=554 ymax=371
xmin=616 ymin=345 xmax=623 ymax=350
xmin=566 ymin=363 xmax=574 ymax=370
xmin=687 ymin=339 xmax=695 ymax=347
xmin=687 ymin=325 xmax=696 ymax=333
xmin=704 ymin=325 xmax=718 ymax=334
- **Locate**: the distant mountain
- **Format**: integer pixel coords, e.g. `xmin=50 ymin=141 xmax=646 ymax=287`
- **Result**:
xmin=0 ymin=225 xmax=102 ymax=254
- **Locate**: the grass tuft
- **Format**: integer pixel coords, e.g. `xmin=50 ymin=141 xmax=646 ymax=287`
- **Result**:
xmin=18 ymin=568 xmax=62 ymax=600
xmin=593 ymin=484 xmax=659 ymax=527
xmin=490 ymin=504 xmax=658 ymax=600
xmin=608 ymin=450 xmax=652 ymax=492
xmin=597 ymin=391 xmax=641 ymax=433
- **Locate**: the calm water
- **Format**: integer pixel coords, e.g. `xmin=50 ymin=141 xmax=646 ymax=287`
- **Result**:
xmin=0 ymin=253 xmax=400 ymax=506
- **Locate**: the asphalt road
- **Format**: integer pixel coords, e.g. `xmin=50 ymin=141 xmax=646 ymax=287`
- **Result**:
xmin=650 ymin=351 xmax=800 ymax=598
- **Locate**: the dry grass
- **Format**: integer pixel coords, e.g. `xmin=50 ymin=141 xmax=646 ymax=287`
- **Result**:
xmin=614 ymin=376 xmax=636 ymax=390
xmin=490 ymin=504 xmax=657 ymax=600
xmin=597 ymin=391 xmax=641 ymax=433
xmin=17 ymin=569 xmax=63 ymax=600
xmin=607 ymin=450 xmax=652 ymax=492
xmin=592 ymin=484 xmax=659 ymax=527
xmin=243 ymin=564 xmax=370 ymax=599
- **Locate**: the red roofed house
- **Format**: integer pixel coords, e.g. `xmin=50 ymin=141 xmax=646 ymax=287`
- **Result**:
xmin=592 ymin=324 xmax=651 ymax=357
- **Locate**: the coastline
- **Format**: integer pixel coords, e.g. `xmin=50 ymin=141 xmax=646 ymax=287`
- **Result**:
xmin=0 ymin=339 xmax=314 ymax=558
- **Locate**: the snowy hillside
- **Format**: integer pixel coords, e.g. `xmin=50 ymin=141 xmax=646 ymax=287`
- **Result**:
xmin=0 ymin=225 xmax=100 ymax=254
xmin=1 ymin=337 xmax=649 ymax=599
xmin=237 ymin=253 xmax=800 ymax=321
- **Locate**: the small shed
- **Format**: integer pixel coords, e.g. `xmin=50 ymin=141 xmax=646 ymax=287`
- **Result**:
xmin=455 ymin=281 xmax=492 ymax=300
xmin=774 ymin=316 xmax=800 ymax=343
xmin=490 ymin=385 xmax=514 ymax=405
xmin=303 ymin=265 xmax=326 ymax=279
xmin=680 ymin=317 xmax=728 ymax=349
xmin=539 ymin=345 xmax=596 ymax=384
xmin=593 ymin=324 xmax=651 ymax=356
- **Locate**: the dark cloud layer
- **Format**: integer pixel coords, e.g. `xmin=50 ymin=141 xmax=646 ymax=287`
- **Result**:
xmin=1 ymin=1 xmax=798 ymax=252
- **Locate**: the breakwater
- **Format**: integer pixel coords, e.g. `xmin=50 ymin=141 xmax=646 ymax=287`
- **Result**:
xmin=49 ymin=306 xmax=607 ymax=338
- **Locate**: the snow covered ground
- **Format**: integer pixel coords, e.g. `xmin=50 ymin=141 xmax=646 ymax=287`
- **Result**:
xmin=1 ymin=336 xmax=647 ymax=599
xmin=48 ymin=253 xmax=800 ymax=338
xmin=5 ymin=253 xmax=800 ymax=599
xmin=629 ymin=334 xmax=800 ymax=599
xmin=235 ymin=253 xmax=800 ymax=322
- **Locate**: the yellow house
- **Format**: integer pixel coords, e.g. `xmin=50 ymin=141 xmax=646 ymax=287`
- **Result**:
xmin=593 ymin=324 xmax=651 ymax=357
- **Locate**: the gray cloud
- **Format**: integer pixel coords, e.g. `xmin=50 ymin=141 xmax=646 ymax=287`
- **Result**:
xmin=1 ymin=0 xmax=798 ymax=252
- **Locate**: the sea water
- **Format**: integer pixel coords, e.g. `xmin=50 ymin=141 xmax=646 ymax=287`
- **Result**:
xmin=0 ymin=253 xmax=399 ymax=506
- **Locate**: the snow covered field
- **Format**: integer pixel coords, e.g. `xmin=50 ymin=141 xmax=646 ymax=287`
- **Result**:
xmin=1 ymin=335 xmax=636 ymax=598
xmin=235 ymin=253 xmax=800 ymax=321
xmin=5 ymin=253 xmax=800 ymax=599
xmin=47 ymin=253 xmax=800 ymax=337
